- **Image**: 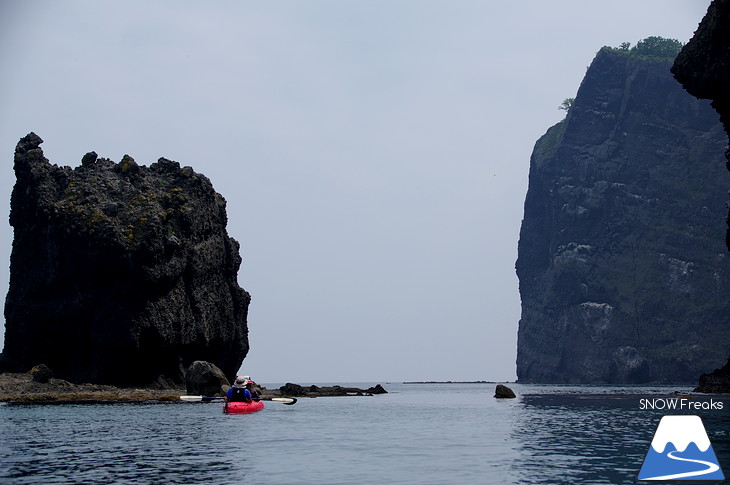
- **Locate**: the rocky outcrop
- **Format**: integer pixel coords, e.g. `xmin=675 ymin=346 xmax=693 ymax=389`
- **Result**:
xmin=1 ymin=134 xmax=250 ymax=387
xmin=185 ymin=361 xmax=230 ymax=396
xmin=672 ymin=0 xmax=730 ymax=393
xmin=694 ymin=357 xmax=730 ymax=393
xmin=29 ymin=364 xmax=53 ymax=383
xmin=0 ymin=371 xmax=184 ymax=403
xmin=516 ymin=48 xmax=730 ymax=384
xmin=494 ymin=384 xmax=516 ymax=399
xmin=277 ymin=382 xmax=388 ymax=397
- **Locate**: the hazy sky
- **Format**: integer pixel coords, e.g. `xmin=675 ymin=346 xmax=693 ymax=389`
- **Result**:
xmin=0 ymin=1 xmax=712 ymax=383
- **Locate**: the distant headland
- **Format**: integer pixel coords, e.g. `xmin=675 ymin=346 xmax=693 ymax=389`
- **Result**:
xmin=403 ymin=381 xmax=501 ymax=384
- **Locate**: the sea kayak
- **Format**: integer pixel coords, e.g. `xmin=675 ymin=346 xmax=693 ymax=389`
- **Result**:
xmin=224 ymin=400 xmax=265 ymax=414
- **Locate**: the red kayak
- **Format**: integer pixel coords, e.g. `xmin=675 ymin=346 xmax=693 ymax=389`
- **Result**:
xmin=224 ymin=400 xmax=265 ymax=414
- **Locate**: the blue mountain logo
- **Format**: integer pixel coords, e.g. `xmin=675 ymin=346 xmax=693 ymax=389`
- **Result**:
xmin=638 ymin=415 xmax=724 ymax=480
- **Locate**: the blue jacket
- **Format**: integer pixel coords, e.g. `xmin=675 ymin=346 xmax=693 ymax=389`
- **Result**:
xmin=226 ymin=387 xmax=251 ymax=402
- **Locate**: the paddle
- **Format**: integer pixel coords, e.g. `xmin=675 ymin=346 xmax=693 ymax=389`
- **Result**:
xmin=258 ymin=397 xmax=298 ymax=405
xmin=180 ymin=395 xmax=297 ymax=405
xmin=180 ymin=395 xmax=223 ymax=402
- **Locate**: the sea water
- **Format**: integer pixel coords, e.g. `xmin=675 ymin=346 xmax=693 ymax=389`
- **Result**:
xmin=0 ymin=383 xmax=728 ymax=484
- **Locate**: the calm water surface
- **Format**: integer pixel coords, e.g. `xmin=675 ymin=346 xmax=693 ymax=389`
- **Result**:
xmin=1 ymin=383 xmax=728 ymax=484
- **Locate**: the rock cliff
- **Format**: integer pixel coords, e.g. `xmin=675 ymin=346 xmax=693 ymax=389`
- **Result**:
xmin=672 ymin=0 xmax=730 ymax=392
xmin=672 ymin=0 xmax=730 ymax=150
xmin=516 ymin=48 xmax=730 ymax=383
xmin=1 ymin=133 xmax=250 ymax=386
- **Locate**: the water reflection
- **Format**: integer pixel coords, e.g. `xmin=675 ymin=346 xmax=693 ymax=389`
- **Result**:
xmin=509 ymin=392 xmax=730 ymax=484
xmin=1 ymin=386 xmax=727 ymax=485
xmin=0 ymin=403 xmax=242 ymax=484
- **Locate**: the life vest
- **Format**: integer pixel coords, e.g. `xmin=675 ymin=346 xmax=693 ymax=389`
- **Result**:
xmin=229 ymin=387 xmax=248 ymax=402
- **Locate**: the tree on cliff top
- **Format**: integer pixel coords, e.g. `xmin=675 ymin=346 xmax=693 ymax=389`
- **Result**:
xmin=608 ymin=37 xmax=684 ymax=60
xmin=558 ymin=98 xmax=574 ymax=112
xmin=630 ymin=36 xmax=684 ymax=59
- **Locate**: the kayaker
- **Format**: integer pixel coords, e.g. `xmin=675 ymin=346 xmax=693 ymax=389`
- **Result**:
xmin=225 ymin=376 xmax=252 ymax=403
xmin=246 ymin=379 xmax=261 ymax=400
xmin=246 ymin=380 xmax=260 ymax=400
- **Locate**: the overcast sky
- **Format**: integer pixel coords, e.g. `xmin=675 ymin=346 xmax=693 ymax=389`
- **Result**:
xmin=0 ymin=1 xmax=712 ymax=384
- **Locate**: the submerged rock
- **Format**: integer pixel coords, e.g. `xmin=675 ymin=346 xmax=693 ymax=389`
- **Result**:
xmin=1 ymin=134 xmax=250 ymax=387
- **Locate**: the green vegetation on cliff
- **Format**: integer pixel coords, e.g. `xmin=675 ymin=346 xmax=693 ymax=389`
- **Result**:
xmin=606 ymin=36 xmax=685 ymax=60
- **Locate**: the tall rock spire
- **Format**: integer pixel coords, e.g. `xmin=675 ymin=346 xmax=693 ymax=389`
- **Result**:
xmin=1 ymin=134 xmax=251 ymax=386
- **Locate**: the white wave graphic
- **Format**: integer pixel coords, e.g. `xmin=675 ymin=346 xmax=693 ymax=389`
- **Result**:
xmin=650 ymin=415 xmax=711 ymax=453
xmin=642 ymin=450 xmax=720 ymax=480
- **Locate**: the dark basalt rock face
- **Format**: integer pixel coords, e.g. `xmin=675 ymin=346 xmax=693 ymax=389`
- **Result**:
xmin=672 ymin=0 xmax=730 ymax=149
xmin=694 ymin=357 xmax=730 ymax=393
xmin=516 ymin=48 xmax=730 ymax=384
xmin=672 ymin=0 xmax=730 ymax=393
xmin=1 ymin=133 xmax=250 ymax=387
